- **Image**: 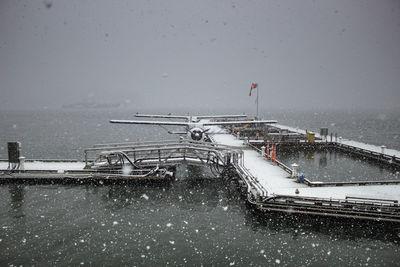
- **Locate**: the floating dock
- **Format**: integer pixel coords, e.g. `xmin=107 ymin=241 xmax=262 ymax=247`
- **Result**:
xmin=1 ymin=121 xmax=400 ymax=222
xmin=0 ymin=159 xmax=172 ymax=184
xmin=0 ymin=140 xmax=240 ymax=184
xmin=210 ymin=125 xmax=400 ymax=223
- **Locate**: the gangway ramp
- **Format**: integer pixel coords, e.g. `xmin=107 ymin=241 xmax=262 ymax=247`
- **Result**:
xmin=85 ymin=140 xmax=243 ymax=171
xmin=1 ymin=140 xmax=244 ymax=184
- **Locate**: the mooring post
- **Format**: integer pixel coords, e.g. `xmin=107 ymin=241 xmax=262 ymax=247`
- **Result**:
xmin=226 ymin=153 xmax=231 ymax=165
xmin=19 ymin=156 xmax=25 ymax=171
xmin=291 ymin=163 xmax=299 ymax=178
xmin=261 ymin=146 xmax=266 ymax=157
xmin=381 ymin=145 xmax=386 ymax=155
xmin=85 ymin=150 xmax=88 ymax=167
xmin=272 ymin=145 xmax=276 ymax=162
xmin=272 ymin=145 xmax=276 ymax=163
xmin=8 ymin=142 xmax=21 ymax=170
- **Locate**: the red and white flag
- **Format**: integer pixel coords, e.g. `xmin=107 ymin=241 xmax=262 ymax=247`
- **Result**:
xmin=249 ymin=83 xmax=258 ymax=96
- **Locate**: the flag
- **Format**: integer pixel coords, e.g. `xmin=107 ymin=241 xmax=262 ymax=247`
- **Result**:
xmin=249 ymin=83 xmax=258 ymax=96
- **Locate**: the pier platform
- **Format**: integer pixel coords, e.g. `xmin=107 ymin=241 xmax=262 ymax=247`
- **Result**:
xmin=0 ymin=140 xmax=241 ymax=184
xmin=210 ymin=126 xmax=400 ymax=222
xmin=273 ymin=124 xmax=400 ymax=158
xmin=1 ymin=122 xmax=400 ymax=222
xmin=0 ymin=159 xmax=173 ymax=184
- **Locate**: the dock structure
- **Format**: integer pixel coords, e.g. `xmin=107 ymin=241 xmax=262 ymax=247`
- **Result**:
xmin=1 ymin=120 xmax=400 ymax=222
xmin=210 ymin=126 xmax=400 ymax=223
xmin=0 ymin=140 xmax=242 ymax=184
xmin=0 ymin=159 xmax=173 ymax=184
xmin=230 ymin=123 xmax=400 ymax=168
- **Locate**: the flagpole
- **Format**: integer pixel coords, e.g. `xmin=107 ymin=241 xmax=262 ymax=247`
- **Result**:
xmin=256 ymin=85 xmax=259 ymax=120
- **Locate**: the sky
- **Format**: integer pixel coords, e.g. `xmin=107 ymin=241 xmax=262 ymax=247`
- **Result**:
xmin=0 ymin=0 xmax=399 ymax=111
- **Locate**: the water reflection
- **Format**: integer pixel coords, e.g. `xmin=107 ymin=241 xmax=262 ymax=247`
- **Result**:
xmin=95 ymin=179 xmax=225 ymax=212
xmin=246 ymin=208 xmax=400 ymax=245
xmin=8 ymin=185 xmax=25 ymax=219
xmin=318 ymin=152 xmax=328 ymax=168
xmin=278 ymin=148 xmax=400 ymax=182
xmin=1 ymin=173 xmax=399 ymax=266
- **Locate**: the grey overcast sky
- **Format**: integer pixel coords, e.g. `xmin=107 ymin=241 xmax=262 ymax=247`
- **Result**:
xmin=0 ymin=0 xmax=399 ymax=110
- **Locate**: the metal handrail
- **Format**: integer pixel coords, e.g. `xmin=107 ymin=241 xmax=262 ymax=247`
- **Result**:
xmin=84 ymin=140 xmax=241 ymax=170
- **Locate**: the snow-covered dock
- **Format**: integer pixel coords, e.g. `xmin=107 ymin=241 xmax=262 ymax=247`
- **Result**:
xmin=0 ymin=140 xmax=240 ymax=184
xmin=211 ymin=127 xmax=400 ymax=222
xmin=0 ymin=160 xmax=85 ymax=171
xmin=0 ymin=158 xmax=173 ymax=183
xmin=2 ymin=121 xmax=400 ymax=221
xmin=274 ymin=124 xmax=400 ymax=159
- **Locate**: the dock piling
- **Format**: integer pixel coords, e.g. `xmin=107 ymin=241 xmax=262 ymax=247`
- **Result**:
xmin=19 ymin=156 xmax=25 ymax=171
xmin=291 ymin=163 xmax=299 ymax=178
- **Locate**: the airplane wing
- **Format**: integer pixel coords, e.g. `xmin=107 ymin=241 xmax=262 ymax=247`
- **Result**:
xmin=197 ymin=115 xmax=248 ymax=119
xmin=134 ymin=113 xmax=188 ymax=120
xmin=110 ymin=120 xmax=189 ymax=127
xmin=203 ymin=120 xmax=277 ymax=126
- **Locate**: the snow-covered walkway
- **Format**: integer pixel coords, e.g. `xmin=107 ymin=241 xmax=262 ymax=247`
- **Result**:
xmin=211 ymin=131 xmax=400 ymax=201
xmin=274 ymin=124 xmax=400 ymax=158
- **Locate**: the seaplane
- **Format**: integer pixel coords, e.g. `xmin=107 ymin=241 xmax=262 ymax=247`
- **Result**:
xmin=133 ymin=113 xmax=248 ymax=122
xmin=110 ymin=113 xmax=277 ymax=141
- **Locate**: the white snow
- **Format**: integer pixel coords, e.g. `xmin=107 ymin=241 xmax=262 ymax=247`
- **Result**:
xmin=141 ymin=194 xmax=149 ymax=200
xmin=0 ymin=161 xmax=85 ymax=171
xmin=341 ymin=139 xmax=400 ymax=158
xmin=122 ymin=165 xmax=132 ymax=175
xmin=273 ymin=184 xmax=400 ymax=201
xmin=211 ymin=133 xmax=244 ymax=147
xmin=211 ymin=130 xmax=400 ymax=201
xmin=274 ymin=124 xmax=400 ymax=158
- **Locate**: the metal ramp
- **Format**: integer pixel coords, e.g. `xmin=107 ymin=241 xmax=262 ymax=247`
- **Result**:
xmin=84 ymin=140 xmax=244 ymax=176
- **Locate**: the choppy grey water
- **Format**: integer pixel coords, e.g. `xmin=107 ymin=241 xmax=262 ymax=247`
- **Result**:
xmin=0 ymin=108 xmax=400 ymax=266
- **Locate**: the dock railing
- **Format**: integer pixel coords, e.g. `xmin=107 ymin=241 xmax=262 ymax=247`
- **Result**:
xmin=84 ymin=140 xmax=242 ymax=170
xmin=246 ymin=142 xmax=293 ymax=175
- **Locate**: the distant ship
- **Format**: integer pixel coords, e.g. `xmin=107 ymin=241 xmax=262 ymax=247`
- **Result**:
xmin=62 ymin=101 xmax=121 ymax=109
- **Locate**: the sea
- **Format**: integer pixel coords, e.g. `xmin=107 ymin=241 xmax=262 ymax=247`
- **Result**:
xmin=0 ymin=107 xmax=399 ymax=266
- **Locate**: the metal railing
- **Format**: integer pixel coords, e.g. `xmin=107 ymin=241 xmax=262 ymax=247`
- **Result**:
xmin=258 ymin=194 xmax=400 ymax=223
xmin=84 ymin=140 xmax=243 ymax=170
